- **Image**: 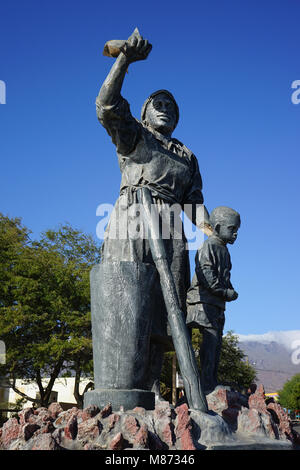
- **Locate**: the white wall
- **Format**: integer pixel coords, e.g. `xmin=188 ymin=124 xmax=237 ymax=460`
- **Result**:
xmin=2 ymin=377 xmax=92 ymax=409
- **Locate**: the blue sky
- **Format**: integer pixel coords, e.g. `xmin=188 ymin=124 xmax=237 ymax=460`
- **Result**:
xmin=1 ymin=0 xmax=299 ymax=336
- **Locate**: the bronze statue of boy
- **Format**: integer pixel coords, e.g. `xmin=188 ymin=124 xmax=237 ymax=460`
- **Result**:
xmin=186 ymin=206 xmax=241 ymax=395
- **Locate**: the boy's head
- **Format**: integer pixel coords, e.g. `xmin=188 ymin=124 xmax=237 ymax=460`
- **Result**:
xmin=209 ymin=206 xmax=241 ymax=245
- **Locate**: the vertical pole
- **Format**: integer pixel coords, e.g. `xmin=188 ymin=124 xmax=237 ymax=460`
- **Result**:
xmin=172 ymin=353 xmax=177 ymax=406
xmin=138 ymin=188 xmax=208 ymax=413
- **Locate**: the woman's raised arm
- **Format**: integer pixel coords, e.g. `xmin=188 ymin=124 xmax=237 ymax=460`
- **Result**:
xmin=97 ymin=28 xmax=152 ymax=107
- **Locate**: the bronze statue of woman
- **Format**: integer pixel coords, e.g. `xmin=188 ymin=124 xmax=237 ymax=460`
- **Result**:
xmin=86 ymin=28 xmax=210 ymax=412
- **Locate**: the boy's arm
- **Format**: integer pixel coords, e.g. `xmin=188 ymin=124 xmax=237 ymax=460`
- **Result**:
xmin=196 ymin=243 xmax=237 ymax=301
xmin=226 ymin=259 xmax=238 ymax=300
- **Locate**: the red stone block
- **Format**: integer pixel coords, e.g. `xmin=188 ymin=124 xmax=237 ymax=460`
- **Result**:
xmin=48 ymin=402 xmax=64 ymax=419
xmin=77 ymin=416 xmax=102 ymax=445
xmin=248 ymin=384 xmax=267 ymax=413
xmin=99 ymin=403 xmax=112 ymax=419
xmin=22 ymin=423 xmax=40 ymax=441
xmin=109 ymin=432 xmax=124 ymax=450
xmin=64 ymin=414 xmax=78 ymax=440
xmin=124 ymin=415 xmax=139 ymax=436
xmin=107 ymin=413 xmax=120 ymax=431
xmin=78 ymin=405 xmax=100 ymax=422
xmin=175 ymin=404 xmax=196 ymax=451
xmin=133 ymin=424 xmax=149 ymax=448
xmin=18 ymin=407 xmax=35 ymax=425
xmin=30 ymin=433 xmax=58 ymax=450
xmin=1 ymin=418 xmax=21 ymax=449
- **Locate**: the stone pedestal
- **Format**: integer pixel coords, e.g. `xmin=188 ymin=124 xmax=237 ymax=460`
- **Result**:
xmin=83 ymin=261 xmax=157 ymax=411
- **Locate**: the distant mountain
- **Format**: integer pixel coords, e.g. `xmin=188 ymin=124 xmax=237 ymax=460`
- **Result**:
xmin=237 ymin=331 xmax=300 ymax=393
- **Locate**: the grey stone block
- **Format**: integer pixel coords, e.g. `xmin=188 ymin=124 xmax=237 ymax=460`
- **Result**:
xmin=83 ymin=388 xmax=155 ymax=411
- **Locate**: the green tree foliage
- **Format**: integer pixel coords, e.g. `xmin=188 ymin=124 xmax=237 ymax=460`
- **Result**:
xmin=0 ymin=214 xmax=30 ymax=309
xmin=278 ymin=374 xmax=300 ymax=411
xmin=0 ymin=214 xmax=101 ymax=407
xmin=192 ymin=330 xmax=256 ymax=390
xmin=218 ymin=331 xmax=257 ymax=390
xmin=0 ymin=398 xmax=27 ymax=426
xmin=160 ymin=351 xmax=175 ymax=402
xmin=160 ymin=330 xmax=256 ymax=400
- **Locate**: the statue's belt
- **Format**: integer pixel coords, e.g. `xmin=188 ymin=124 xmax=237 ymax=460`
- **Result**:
xmin=120 ymin=184 xmax=180 ymax=206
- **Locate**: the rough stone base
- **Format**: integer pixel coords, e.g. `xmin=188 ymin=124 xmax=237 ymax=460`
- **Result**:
xmin=1 ymin=385 xmax=299 ymax=451
xmin=190 ymin=409 xmax=234 ymax=447
xmin=206 ymin=439 xmax=293 ymax=450
xmin=83 ymin=389 xmax=155 ymax=412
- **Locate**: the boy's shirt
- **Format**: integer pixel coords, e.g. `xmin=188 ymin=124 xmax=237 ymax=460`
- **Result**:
xmin=187 ymin=235 xmax=233 ymax=310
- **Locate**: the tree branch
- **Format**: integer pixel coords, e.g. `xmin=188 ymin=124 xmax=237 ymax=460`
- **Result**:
xmin=7 ymin=377 xmax=39 ymax=405
xmin=43 ymin=357 xmax=64 ymax=404
xmin=73 ymin=358 xmax=93 ymax=408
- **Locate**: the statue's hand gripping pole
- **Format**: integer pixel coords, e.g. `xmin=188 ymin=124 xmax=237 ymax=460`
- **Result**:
xmin=137 ymin=187 xmax=208 ymax=413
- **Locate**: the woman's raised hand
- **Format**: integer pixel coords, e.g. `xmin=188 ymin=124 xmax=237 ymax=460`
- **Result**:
xmin=120 ymin=28 xmax=152 ymax=63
